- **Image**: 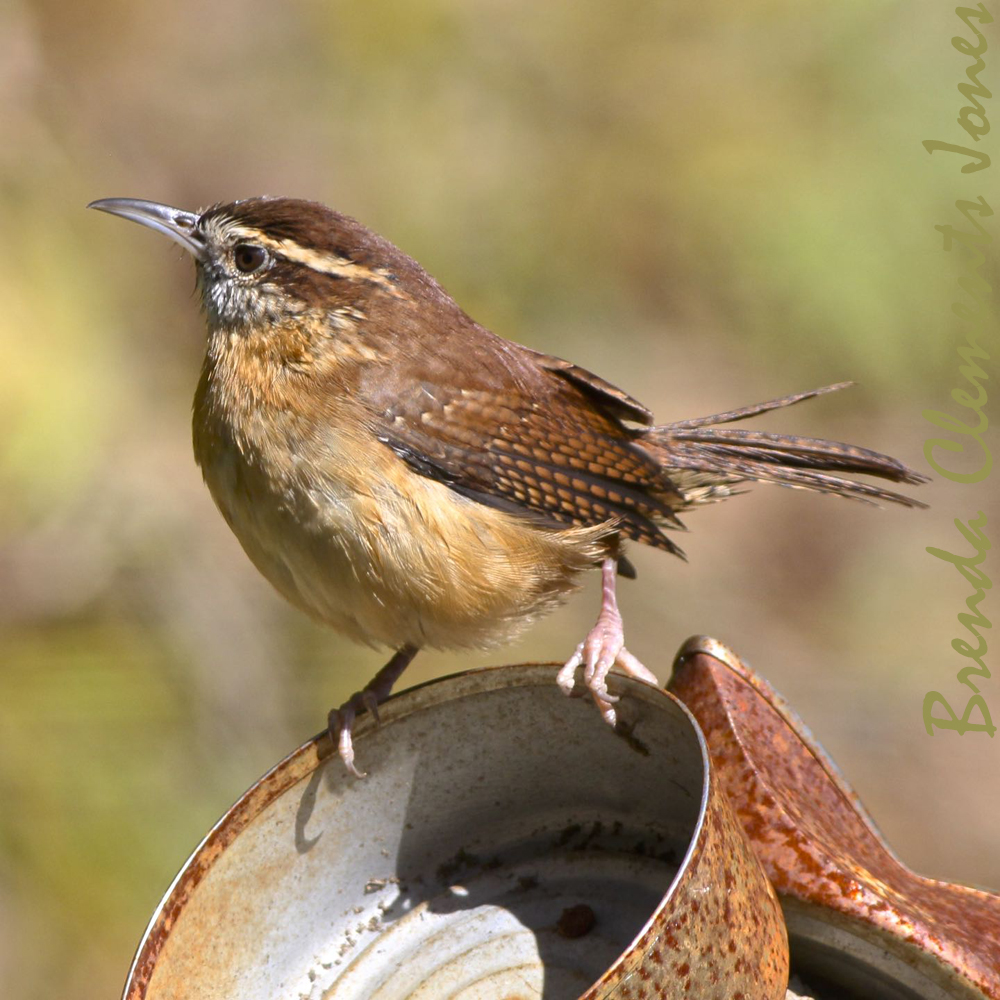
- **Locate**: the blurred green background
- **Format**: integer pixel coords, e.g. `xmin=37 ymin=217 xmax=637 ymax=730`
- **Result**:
xmin=1 ymin=1 xmax=997 ymax=996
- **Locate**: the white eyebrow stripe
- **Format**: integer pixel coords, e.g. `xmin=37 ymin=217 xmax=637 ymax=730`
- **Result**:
xmin=223 ymin=227 xmax=399 ymax=291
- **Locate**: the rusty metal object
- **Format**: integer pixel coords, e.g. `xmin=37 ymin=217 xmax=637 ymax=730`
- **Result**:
xmin=669 ymin=636 xmax=1000 ymax=1000
xmin=122 ymin=663 xmax=788 ymax=999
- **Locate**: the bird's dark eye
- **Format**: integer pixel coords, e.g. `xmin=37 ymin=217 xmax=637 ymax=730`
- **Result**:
xmin=233 ymin=243 xmax=268 ymax=274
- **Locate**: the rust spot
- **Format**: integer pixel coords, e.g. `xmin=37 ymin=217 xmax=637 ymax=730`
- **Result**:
xmin=557 ymin=903 xmax=597 ymax=939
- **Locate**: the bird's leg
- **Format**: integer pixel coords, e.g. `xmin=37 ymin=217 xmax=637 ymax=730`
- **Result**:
xmin=556 ymin=557 xmax=658 ymax=725
xmin=328 ymin=644 xmax=419 ymax=777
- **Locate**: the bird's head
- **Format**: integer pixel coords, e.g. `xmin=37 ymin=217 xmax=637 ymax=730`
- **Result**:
xmin=88 ymin=197 xmax=417 ymax=336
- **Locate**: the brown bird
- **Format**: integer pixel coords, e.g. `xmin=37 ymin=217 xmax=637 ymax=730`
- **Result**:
xmin=88 ymin=196 xmax=926 ymax=775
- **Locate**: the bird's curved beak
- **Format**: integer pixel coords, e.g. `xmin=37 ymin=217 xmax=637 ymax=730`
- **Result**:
xmin=88 ymin=198 xmax=206 ymax=259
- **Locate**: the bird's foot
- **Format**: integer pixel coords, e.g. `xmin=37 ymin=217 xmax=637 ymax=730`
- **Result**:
xmin=327 ymin=691 xmax=380 ymax=778
xmin=556 ymin=557 xmax=658 ymax=726
xmin=556 ymin=611 xmax=656 ymax=726
xmin=327 ymin=645 xmax=419 ymax=777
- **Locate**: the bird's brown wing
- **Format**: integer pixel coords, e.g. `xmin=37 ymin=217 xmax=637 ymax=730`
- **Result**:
xmin=361 ymin=339 xmax=685 ymax=555
xmin=530 ymin=352 xmax=654 ymax=426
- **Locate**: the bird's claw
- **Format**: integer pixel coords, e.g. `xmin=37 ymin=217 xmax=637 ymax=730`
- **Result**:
xmin=558 ymin=557 xmax=659 ymax=726
xmin=361 ymin=689 xmax=381 ymax=724
xmin=326 ymin=645 xmax=419 ymax=778
xmin=558 ymin=611 xmax=631 ymax=725
xmin=327 ymin=689 xmax=382 ymax=779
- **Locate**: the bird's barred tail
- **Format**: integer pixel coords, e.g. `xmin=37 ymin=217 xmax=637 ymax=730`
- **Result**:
xmin=645 ymin=383 xmax=929 ymax=508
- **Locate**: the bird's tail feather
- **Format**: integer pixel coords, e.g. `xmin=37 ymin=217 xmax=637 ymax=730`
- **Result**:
xmin=644 ymin=383 xmax=929 ymax=508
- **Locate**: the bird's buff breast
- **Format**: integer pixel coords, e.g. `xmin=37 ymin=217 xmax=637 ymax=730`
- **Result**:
xmin=192 ymin=397 xmax=613 ymax=651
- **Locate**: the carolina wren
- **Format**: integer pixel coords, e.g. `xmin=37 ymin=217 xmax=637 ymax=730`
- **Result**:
xmin=89 ymin=196 xmax=926 ymax=775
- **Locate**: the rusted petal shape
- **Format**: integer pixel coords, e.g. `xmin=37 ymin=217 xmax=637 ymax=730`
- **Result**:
xmin=590 ymin=752 xmax=789 ymax=1000
xmin=668 ymin=636 xmax=1000 ymax=1000
xmin=122 ymin=664 xmax=788 ymax=1000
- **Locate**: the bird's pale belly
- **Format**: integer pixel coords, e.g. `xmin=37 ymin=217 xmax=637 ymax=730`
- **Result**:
xmin=197 ymin=434 xmax=615 ymax=652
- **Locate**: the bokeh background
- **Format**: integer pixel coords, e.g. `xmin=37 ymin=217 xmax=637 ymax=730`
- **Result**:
xmin=1 ymin=2 xmax=997 ymax=997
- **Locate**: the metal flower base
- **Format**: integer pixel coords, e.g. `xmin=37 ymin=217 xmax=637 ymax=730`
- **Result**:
xmin=669 ymin=636 xmax=1000 ymax=1000
xmin=120 ymin=641 xmax=1000 ymax=1000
